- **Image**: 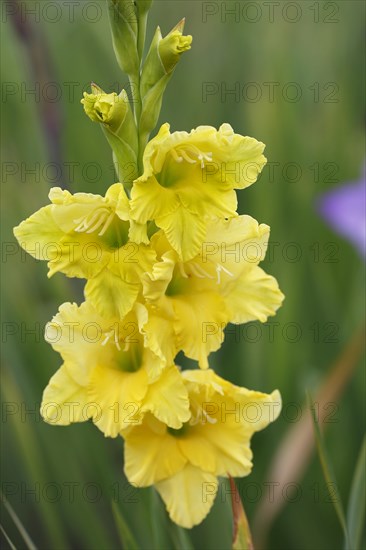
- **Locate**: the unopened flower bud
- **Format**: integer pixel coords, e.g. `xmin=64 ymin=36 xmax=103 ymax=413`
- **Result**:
xmin=81 ymin=84 xmax=138 ymax=187
xmin=82 ymin=84 xmax=129 ymax=134
xmin=159 ymin=24 xmax=192 ymax=74
xmin=139 ymin=19 xmax=192 ymax=139
xmin=107 ymin=0 xmax=139 ymax=77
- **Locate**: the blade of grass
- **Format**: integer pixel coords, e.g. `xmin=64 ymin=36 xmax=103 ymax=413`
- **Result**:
xmin=2 ymin=369 xmax=68 ymax=548
xmin=0 ymin=523 xmax=18 ymax=550
xmin=111 ymin=500 xmax=139 ymax=550
xmin=253 ymin=325 xmax=365 ymax=548
xmin=345 ymin=436 xmax=366 ymax=550
xmin=168 ymin=523 xmax=195 ymax=550
xmin=1 ymin=495 xmax=37 ymax=550
xmin=307 ymin=392 xmax=349 ymax=548
xmin=149 ymin=488 xmax=171 ymax=549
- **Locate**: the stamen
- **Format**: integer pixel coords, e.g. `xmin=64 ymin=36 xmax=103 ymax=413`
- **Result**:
xmin=189 ymin=262 xmax=215 ymax=279
xmin=180 ymin=150 xmax=197 ymax=164
xmin=202 ymin=409 xmax=217 ymax=424
xmin=80 ymin=209 xmax=103 ymax=231
xmin=101 ymin=332 xmax=111 ymax=346
xmin=171 ymin=148 xmax=184 ymax=163
xmin=86 ymin=212 xmax=109 ymax=234
xmin=172 ymin=145 xmax=213 ymax=168
xmin=114 ymin=330 xmax=121 ymax=351
xmin=73 ymin=214 xmax=86 ymax=225
xmin=73 ymin=207 xmax=113 ymax=235
xmin=98 ymin=212 xmax=114 ymax=236
xmin=74 ymin=220 xmax=88 ymax=232
xmin=216 ymin=263 xmax=234 ymax=284
xmin=190 ymin=407 xmax=217 ymax=425
xmin=177 ymin=262 xmax=189 ymax=278
xmin=189 ymin=410 xmax=200 ymax=426
xmin=212 ymin=382 xmax=224 ymax=395
xmin=101 ymin=329 xmax=121 ymax=351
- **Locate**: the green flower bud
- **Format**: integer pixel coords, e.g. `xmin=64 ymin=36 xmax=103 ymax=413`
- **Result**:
xmin=82 ymin=84 xmax=129 ymax=133
xmin=81 ymin=84 xmax=138 ymax=188
xmin=159 ymin=21 xmax=192 ymax=74
xmin=107 ymin=0 xmax=139 ymax=77
xmin=139 ymin=19 xmax=192 ymax=139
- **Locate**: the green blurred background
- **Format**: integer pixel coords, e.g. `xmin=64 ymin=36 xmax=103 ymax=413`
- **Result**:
xmin=1 ymin=1 xmax=365 ymax=549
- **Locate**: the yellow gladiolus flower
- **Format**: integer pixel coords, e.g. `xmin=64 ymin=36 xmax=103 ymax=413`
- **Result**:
xmin=123 ymin=368 xmax=281 ymax=528
xmin=141 ymin=215 xmax=284 ymax=368
xmin=41 ymin=301 xmax=190 ymax=437
xmin=82 ymin=87 xmax=129 ymax=129
xmin=13 ymin=184 xmax=155 ymax=319
xmin=130 ymin=123 xmax=267 ymax=261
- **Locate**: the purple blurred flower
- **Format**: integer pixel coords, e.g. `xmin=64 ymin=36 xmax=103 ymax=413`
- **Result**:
xmin=317 ymin=164 xmax=366 ymax=258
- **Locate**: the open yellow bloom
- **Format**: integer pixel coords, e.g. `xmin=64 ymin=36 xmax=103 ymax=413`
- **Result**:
xmin=123 ymin=369 xmax=281 ymax=528
xmin=130 ymin=123 xmax=267 ymax=261
xmin=41 ymin=301 xmax=190 ymax=437
xmin=141 ymin=216 xmax=284 ymax=368
xmin=13 ymin=184 xmax=155 ymax=319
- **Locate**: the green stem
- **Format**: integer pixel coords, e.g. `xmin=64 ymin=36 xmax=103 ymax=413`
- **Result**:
xmin=129 ymin=73 xmax=141 ymax=126
xmin=128 ymin=72 xmax=142 ymax=175
xmin=138 ymin=130 xmax=149 ymax=174
xmin=129 ymin=7 xmax=150 ymax=176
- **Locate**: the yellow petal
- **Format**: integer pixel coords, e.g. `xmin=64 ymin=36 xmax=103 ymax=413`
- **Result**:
xmin=13 ymin=205 xmax=64 ymax=260
xmin=184 ymin=417 xmax=254 ymax=478
xmin=182 ymin=370 xmax=282 ymax=477
xmin=235 ymin=388 xmax=282 ymax=432
xmin=130 ymin=175 xmax=179 ymax=223
xmin=142 ymin=366 xmax=190 ymax=429
xmin=140 ymin=304 xmax=177 ymax=365
xmin=124 ymin=415 xmax=187 ymax=486
xmin=114 ymin=242 xmax=157 ymax=284
xmin=141 ymin=251 xmax=176 ymax=301
xmin=88 ymin=365 xmax=148 ymax=437
xmin=107 ymin=183 xmax=127 ymax=214
xmin=178 ymin=432 xmax=217 ymax=473
xmin=50 ymin=188 xmax=108 ymax=233
xmin=44 ymin=301 xmax=113 ymax=386
xmin=201 ymin=388 xmax=282 ymax=477
xmin=47 ymin=232 xmax=110 ymax=278
xmin=223 ymin=266 xmax=285 ymax=324
xmin=85 ymin=268 xmax=139 ymax=319
xmin=128 ymin=220 xmax=149 ymax=244
xmin=41 ymin=364 xmax=91 ymax=425
xmin=200 ymin=215 xmax=270 ymax=277
xmin=178 ymin=185 xmax=237 ymax=219
xmin=156 ymin=206 xmax=207 ymax=261
xmin=155 ymin=464 xmax=218 ymax=529
xmin=172 ymin=292 xmax=228 ymax=368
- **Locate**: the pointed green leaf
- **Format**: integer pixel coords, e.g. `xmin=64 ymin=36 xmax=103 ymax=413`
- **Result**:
xmin=346 ymin=437 xmax=366 ymax=550
xmin=307 ymin=393 xmax=350 ymax=547
xmin=111 ymin=500 xmax=139 ymax=550
xmin=0 ymin=524 xmax=17 ymax=550
xmin=169 ymin=522 xmax=194 ymax=550
xmin=1 ymin=494 xmax=37 ymax=550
